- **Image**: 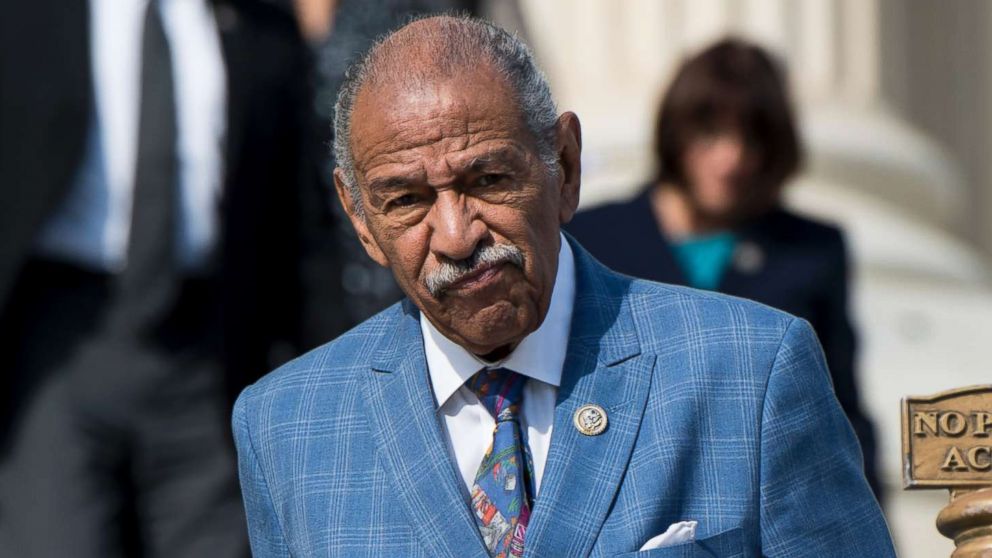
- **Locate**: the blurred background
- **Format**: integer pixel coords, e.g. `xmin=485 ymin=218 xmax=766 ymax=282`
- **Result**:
xmin=1 ymin=0 xmax=989 ymax=556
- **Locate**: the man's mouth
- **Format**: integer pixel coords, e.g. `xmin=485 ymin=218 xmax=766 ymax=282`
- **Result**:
xmin=424 ymin=243 xmax=526 ymax=298
xmin=444 ymin=262 xmax=507 ymax=293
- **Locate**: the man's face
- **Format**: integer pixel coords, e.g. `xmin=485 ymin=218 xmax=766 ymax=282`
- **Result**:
xmin=336 ymin=66 xmax=581 ymax=357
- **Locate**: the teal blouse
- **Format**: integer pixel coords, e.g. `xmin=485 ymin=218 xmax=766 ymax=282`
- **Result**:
xmin=670 ymin=232 xmax=738 ymax=290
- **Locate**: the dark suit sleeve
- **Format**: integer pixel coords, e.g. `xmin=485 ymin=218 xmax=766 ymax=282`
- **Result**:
xmin=759 ymin=318 xmax=894 ymax=557
xmin=813 ymin=232 xmax=881 ymax=498
xmin=232 ymin=390 xmax=292 ymax=557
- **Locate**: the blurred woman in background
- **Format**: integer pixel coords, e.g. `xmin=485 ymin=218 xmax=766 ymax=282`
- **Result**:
xmin=567 ymin=38 xmax=882 ymax=501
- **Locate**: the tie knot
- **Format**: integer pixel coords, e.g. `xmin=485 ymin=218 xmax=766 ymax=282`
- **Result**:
xmin=467 ymin=368 xmax=525 ymax=421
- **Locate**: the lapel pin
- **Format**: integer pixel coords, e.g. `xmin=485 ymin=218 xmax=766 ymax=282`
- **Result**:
xmin=574 ymin=404 xmax=608 ymax=436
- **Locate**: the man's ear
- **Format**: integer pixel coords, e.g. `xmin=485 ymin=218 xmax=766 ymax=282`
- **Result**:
xmin=333 ymin=167 xmax=390 ymax=267
xmin=554 ymin=111 xmax=582 ymax=224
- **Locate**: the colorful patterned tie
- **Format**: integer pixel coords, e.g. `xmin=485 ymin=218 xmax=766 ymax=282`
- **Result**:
xmin=468 ymin=368 xmax=533 ymax=558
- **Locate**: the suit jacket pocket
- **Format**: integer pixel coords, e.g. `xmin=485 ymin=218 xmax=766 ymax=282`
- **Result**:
xmin=611 ymin=527 xmax=744 ymax=558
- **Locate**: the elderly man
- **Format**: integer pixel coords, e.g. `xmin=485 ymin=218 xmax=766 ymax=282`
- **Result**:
xmin=233 ymin=16 xmax=895 ymax=557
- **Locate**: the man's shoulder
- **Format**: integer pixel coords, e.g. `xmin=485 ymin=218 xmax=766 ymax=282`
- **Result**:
xmin=569 ymin=238 xmax=800 ymax=358
xmin=624 ymin=275 xmax=795 ymax=326
xmin=236 ymin=301 xmax=407 ymax=415
xmin=621 ymin=276 xmax=798 ymax=348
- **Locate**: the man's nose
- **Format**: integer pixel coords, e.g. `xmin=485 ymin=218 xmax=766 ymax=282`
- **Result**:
xmin=427 ymin=191 xmax=486 ymax=261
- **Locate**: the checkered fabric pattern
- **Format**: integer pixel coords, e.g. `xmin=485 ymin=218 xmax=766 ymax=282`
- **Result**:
xmin=467 ymin=369 xmax=531 ymax=557
xmin=232 ymin=235 xmax=896 ymax=557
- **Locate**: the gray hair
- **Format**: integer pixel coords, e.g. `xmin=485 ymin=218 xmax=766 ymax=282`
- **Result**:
xmin=424 ymin=242 xmax=525 ymax=298
xmin=332 ymin=15 xmax=560 ymax=218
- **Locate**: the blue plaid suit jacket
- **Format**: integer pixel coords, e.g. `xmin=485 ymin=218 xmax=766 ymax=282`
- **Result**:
xmin=233 ymin=237 xmax=895 ymax=557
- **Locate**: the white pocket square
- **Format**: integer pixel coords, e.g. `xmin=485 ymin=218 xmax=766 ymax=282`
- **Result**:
xmin=639 ymin=520 xmax=698 ymax=551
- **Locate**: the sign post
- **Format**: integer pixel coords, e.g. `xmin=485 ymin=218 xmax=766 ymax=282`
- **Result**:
xmin=902 ymin=385 xmax=992 ymax=557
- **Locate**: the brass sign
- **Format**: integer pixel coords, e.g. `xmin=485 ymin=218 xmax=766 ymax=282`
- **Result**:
xmin=902 ymin=385 xmax=992 ymax=489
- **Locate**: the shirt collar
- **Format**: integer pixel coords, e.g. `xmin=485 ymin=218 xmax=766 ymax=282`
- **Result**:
xmin=421 ymin=233 xmax=575 ymax=408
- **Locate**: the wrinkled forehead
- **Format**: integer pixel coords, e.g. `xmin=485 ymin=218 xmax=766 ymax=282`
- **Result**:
xmin=348 ymin=66 xmax=534 ymax=177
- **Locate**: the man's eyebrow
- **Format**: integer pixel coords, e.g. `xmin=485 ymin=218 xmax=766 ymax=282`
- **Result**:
xmin=366 ymin=176 xmax=411 ymax=192
xmin=467 ymin=146 xmax=525 ymax=171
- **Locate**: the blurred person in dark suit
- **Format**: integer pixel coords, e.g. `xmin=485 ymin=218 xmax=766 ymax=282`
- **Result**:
xmin=294 ymin=0 xmax=481 ymax=325
xmin=566 ymin=38 xmax=882 ymax=501
xmin=0 ymin=0 xmax=342 ymax=556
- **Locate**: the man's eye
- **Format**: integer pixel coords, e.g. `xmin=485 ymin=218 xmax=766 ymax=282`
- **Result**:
xmin=476 ymin=174 xmax=507 ymax=187
xmin=391 ymin=194 xmax=419 ymax=207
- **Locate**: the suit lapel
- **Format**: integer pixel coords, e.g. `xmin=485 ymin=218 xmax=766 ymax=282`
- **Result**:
xmin=524 ymin=239 xmax=654 ymax=558
xmin=362 ymin=302 xmax=489 ymax=558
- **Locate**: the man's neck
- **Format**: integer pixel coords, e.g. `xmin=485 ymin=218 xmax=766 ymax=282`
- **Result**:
xmin=477 ymin=343 xmax=515 ymax=363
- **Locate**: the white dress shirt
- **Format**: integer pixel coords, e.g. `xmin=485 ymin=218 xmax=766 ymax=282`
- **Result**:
xmin=36 ymin=0 xmax=227 ymax=272
xmin=421 ymin=235 xmax=575 ymax=497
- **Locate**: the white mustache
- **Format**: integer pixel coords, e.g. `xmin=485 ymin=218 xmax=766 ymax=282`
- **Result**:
xmin=424 ymin=243 xmax=525 ymax=297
